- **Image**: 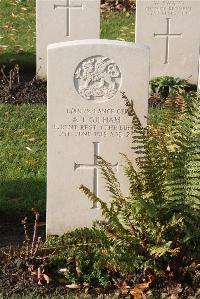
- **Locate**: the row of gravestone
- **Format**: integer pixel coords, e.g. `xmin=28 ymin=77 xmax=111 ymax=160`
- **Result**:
xmin=37 ymin=0 xmax=200 ymax=85
xmin=43 ymin=0 xmax=200 ymax=235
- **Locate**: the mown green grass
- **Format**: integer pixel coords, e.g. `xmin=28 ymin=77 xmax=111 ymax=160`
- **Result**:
xmin=0 ymin=104 xmax=46 ymax=219
xmin=101 ymin=11 xmax=135 ymax=41
xmin=0 ymin=0 xmax=36 ymax=68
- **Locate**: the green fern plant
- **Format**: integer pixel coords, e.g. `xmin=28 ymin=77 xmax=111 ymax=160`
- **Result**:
xmin=149 ymin=76 xmax=189 ymax=98
xmin=80 ymin=91 xmax=200 ymax=274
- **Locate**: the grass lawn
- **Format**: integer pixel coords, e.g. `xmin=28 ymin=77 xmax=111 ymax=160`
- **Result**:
xmin=101 ymin=11 xmax=135 ymax=41
xmin=0 ymin=0 xmax=36 ymax=68
xmin=0 ymin=2 xmax=145 ymax=220
xmin=0 ymin=104 xmax=46 ymax=219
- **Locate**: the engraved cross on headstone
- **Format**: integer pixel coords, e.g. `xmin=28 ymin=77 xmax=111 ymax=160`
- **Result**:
xmin=74 ymin=142 xmax=119 ymax=209
xmin=54 ymin=0 xmax=83 ymax=37
xmin=154 ymin=18 xmax=182 ymax=64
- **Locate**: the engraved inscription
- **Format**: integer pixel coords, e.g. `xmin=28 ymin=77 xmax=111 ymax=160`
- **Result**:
xmin=74 ymin=56 xmax=122 ymax=101
xmin=145 ymin=1 xmax=192 ymax=16
xmin=54 ymin=0 xmax=83 ymax=36
xmin=54 ymin=107 xmax=133 ymax=138
xmin=154 ymin=18 xmax=182 ymax=64
xmin=74 ymin=142 xmax=119 ymax=208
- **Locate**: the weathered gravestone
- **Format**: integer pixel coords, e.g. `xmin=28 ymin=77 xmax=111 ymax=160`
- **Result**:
xmin=36 ymin=0 xmax=100 ymax=80
xmin=47 ymin=40 xmax=149 ymax=235
xmin=136 ymin=0 xmax=200 ymax=85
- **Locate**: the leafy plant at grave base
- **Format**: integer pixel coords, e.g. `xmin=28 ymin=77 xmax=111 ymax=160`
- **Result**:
xmin=46 ymin=227 xmax=114 ymax=288
xmin=149 ymin=76 xmax=190 ymax=99
xmin=79 ymin=91 xmax=200 ymax=284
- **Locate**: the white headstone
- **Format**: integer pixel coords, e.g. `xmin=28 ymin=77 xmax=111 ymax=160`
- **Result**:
xmin=47 ymin=39 xmax=149 ymax=235
xmin=36 ymin=0 xmax=100 ymax=80
xmin=136 ymin=0 xmax=200 ymax=85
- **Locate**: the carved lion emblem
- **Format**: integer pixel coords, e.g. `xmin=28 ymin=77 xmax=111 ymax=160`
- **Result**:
xmin=74 ymin=55 xmax=121 ymax=101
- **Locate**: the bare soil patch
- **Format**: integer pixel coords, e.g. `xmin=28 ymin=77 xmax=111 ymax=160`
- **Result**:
xmin=0 ymin=67 xmax=47 ymax=104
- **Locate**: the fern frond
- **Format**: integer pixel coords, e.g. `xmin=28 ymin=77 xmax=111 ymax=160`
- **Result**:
xmin=121 ymin=92 xmax=146 ymax=153
xmin=80 ymin=184 xmax=127 ymax=234
xmin=97 ymin=157 xmax=124 ymax=202
xmin=121 ymin=153 xmax=143 ymax=196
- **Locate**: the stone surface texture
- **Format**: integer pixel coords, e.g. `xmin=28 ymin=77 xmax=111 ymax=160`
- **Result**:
xmin=136 ymin=0 xmax=200 ymax=85
xmin=47 ymin=39 xmax=149 ymax=235
xmin=36 ymin=0 xmax=100 ymax=80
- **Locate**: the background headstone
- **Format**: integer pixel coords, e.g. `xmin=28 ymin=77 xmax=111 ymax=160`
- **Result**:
xmin=36 ymin=0 xmax=100 ymax=80
xmin=136 ymin=0 xmax=200 ymax=85
xmin=47 ymin=39 xmax=149 ymax=235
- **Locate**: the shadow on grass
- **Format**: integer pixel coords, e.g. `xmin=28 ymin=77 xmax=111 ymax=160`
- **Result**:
xmin=0 ymin=178 xmax=46 ymax=222
xmin=0 ymin=52 xmax=36 ymax=73
xmin=0 ymin=179 xmax=46 ymax=247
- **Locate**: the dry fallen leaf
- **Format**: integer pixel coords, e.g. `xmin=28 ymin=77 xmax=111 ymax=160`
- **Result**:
xmin=67 ymin=256 xmax=74 ymax=264
xmin=59 ymin=268 xmax=67 ymax=273
xmin=33 ymin=267 xmax=51 ymax=285
xmin=130 ymin=288 xmax=145 ymax=299
xmin=130 ymin=275 xmax=154 ymax=299
xmin=122 ymin=26 xmax=129 ymax=30
xmin=66 ymin=283 xmax=81 ymax=289
xmin=15 ymin=128 xmax=25 ymax=133
xmin=41 ymin=274 xmax=50 ymax=284
xmin=4 ymin=22 xmax=13 ymax=29
xmin=75 ymin=259 xmax=81 ymax=277
xmin=25 ymin=159 xmax=38 ymax=166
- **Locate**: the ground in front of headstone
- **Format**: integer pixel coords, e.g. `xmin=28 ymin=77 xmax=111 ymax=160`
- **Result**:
xmin=0 ymin=221 xmax=24 ymax=248
xmin=0 ymin=217 xmax=46 ymax=249
xmin=0 ymin=239 xmax=198 ymax=299
xmin=0 ymin=68 xmax=47 ymax=104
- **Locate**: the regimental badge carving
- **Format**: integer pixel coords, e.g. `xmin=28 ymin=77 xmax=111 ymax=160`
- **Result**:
xmin=74 ymin=55 xmax=122 ymax=101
